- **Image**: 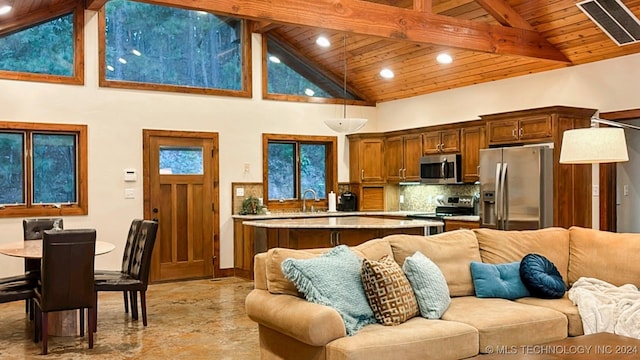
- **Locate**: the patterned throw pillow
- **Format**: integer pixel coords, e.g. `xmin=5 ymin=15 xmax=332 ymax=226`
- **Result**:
xmin=402 ymin=251 xmax=451 ymax=319
xmin=361 ymin=255 xmax=419 ymax=326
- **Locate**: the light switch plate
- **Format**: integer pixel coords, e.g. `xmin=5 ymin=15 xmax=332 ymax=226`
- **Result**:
xmin=125 ymin=188 xmax=135 ymax=199
xmin=592 ymin=185 xmax=599 ymax=197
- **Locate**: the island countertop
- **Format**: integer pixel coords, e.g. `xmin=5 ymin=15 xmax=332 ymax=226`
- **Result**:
xmin=242 ymin=215 xmax=443 ymax=229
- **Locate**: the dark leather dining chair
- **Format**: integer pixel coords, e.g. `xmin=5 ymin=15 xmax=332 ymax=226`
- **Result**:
xmin=34 ymin=229 xmax=96 ymax=355
xmin=10 ymin=218 xmax=64 ymax=319
xmin=94 ymin=219 xmax=143 ymax=314
xmin=94 ymin=220 xmax=158 ymax=329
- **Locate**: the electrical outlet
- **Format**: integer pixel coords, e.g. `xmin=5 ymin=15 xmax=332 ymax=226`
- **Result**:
xmin=124 ymin=188 xmax=135 ymax=199
xmin=236 ymin=187 xmax=244 ymax=196
xmin=399 ymin=195 xmax=405 ymax=204
xmin=624 ymin=184 xmax=629 ymax=196
xmin=592 ymin=185 xmax=599 ymax=197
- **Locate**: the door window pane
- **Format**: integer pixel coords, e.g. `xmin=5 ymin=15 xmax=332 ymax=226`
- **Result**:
xmin=32 ymin=133 xmax=77 ymax=204
xmin=267 ymin=143 xmax=295 ymax=200
xmin=159 ymin=146 xmax=203 ymax=175
xmin=300 ymin=144 xmax=326 ymax=198
xmin=0 ymin=132 xmax=25 ymax=205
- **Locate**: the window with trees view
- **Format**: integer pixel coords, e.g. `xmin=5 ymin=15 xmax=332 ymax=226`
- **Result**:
xmin=0 ymin=122 xmax=88 ymax=218
xmin=101 ymin=0 xmax=249 ymax=96
xmin=0 ymin=5 xmax=83 ymax=85
xmin=263 ymin=134 xmax=337 ymax=210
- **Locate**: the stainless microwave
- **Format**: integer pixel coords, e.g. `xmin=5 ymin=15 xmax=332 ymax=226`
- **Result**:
xmin=420 ymin=154 xmax=462 ymax=184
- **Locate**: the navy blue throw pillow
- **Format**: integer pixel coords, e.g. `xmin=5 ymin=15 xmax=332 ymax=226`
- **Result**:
xmin=519 ymin=254 xmax=566 ymax=299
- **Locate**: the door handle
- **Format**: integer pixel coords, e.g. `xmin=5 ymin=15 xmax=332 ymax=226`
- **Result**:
xmin=500 ymin=163 xmax=508 ymax=229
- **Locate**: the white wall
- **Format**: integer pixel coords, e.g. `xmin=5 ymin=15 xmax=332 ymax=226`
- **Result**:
xmin=0 ymin=10 xmax=377 ymax=278
xmin=617 ymin=119 xmax=640 ymax=233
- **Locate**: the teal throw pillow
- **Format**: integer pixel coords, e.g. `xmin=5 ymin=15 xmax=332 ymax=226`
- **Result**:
xmin=281 ymin=245 xmax=376 ymax=336
xmin=402 ymin=251 xmax=451 ymax=319
xmin=470 ymin=261 xmax=531 ymax=300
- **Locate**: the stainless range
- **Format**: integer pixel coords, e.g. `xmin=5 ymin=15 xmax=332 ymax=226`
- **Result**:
xmin=407 ymin=195 xmax=476 ymax=221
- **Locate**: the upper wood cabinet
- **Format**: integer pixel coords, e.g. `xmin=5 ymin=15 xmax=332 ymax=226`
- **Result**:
xmin=486 ymin=115 xmax=552 ymax=145
xmin=385 ymin=134 xmax=422 ymax=182
xmin=460 ymin=125 xmax=486 ymax=183
xmin=348 ymin=135 xmax=385 ymax=183
xmin=423 ymin=129 xmax=460 ymax=154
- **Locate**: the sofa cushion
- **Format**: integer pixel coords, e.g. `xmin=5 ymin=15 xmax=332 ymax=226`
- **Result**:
xmin=441 ymin=296 xmax=567 ymax=353
xmin=352 ymin=238 xmax=393 ymax=260
xmin=266 ymin=247 xmax=327 ymax=296
xmin=474 ymin=227 xmax=569 ymax=286
xmin=281 ymin=245 xmax=376 ymax=336
xmin=516 ymin=295 xmax=584 ymax=337
xmin=326 ymin=317 xmax=479 ymax=360
xmin=520 ymin=253 xmax=566 ymax=299
xmin=402 ymin=251 xmax=451 ymax=319
xmin=387 ymin=230 xmax=481 ymax=296
xmin=569 ymin=226 xmax=640 ymax=288
xmin=470 ymin=261 xmax=530 ymax=300
xmin=361 ymin=255 xmax=419 ymax=326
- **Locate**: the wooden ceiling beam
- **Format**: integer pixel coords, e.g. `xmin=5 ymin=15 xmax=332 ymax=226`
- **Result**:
xmin=85 ymin=0 xmax=109 ymax=11
xmin=250 ymin=20 xmax=279 ymax=34
xmin=474 ymin=0 xmax=534 ymax=30
xmin=0 ymin=0 xmax=78 ymax=36
xmin=413 ymin=0 xmax=432 ymax=13
xmin=140 ymin=0 xmax=570 ymax=63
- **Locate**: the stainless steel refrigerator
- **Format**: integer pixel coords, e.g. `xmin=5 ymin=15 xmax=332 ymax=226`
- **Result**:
xmin=479 ymin=145 xmax=553 ymax=230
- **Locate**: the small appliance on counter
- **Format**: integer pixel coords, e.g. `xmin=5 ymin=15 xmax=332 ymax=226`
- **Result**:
xmin=338 ymin=191 xmax=357 ymax=211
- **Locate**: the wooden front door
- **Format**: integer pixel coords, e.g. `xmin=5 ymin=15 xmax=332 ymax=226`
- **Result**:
xmin=143 ymin=130 xmax=219 ymax=282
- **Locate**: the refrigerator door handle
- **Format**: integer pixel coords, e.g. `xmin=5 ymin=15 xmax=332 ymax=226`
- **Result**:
xmin=500 ymin=163 xmax=508 ymax=230
xmin=495 ymin=163 xmax=502 ymax=223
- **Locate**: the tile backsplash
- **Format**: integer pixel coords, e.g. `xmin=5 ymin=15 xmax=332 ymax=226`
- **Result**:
xmin=399 ymin=184 xmax=480 ymax=213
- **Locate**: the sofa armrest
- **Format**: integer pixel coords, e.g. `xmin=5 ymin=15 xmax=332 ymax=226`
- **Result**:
xmin=245 ymin=289 xmax=346 ymax=346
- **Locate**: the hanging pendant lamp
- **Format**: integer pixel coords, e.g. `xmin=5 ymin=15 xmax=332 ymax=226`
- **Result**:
xmin=324 ymin=34 xmax=368 ymax=133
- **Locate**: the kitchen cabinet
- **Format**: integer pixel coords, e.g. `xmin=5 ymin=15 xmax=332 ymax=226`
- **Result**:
xmin=460 ymin=125 xmax=486 ymax=183
xmin=385 ymin=133 xmax=422 ymax=182
xmin=233 ymin=218 xmax=254 ymax=279
xmin=350 ymin=183 xmax=385 ymax=211
xmin=422 ymin=129 xmax=460 ymax=154
xmin=348 ymin=135 xmax=385 ymax=183
xmin=486 ymin=115 xmax=552 ymax=145
xmin=444 ymin=219 xmax=480 ymax=232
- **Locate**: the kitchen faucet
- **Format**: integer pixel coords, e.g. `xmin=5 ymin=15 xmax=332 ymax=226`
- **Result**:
xmin=302 ymin=188 xmax=318 ymax=212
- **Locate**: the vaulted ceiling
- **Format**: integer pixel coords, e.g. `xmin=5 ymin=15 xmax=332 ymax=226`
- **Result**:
xmin=3 ymin=0 xmax=640 ymax=103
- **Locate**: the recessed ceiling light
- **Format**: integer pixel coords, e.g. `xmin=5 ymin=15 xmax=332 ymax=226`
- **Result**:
xmin=0 ymin=5 xmax=11 ymax=15
xmin=304 ymin=88 xmax=315 ymax=96
xmin=118 ymin=57 xmax=127 ymax=64
xmin=436 ymin=53 xmax=453 ymax=64
xmin=268 ymin=55 xmax=281 ymax=64
xmin=132 ymin=49 xmax=142 ymax=56
xmin=380 ymin=68 xmax=395 ymax=79
xmin=316 ymin=36 xmax=331 ymax=47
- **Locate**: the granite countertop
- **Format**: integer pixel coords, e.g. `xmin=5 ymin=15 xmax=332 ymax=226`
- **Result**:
xmin=445 ymin=215 xmax=480 ymax=222
xmin=232 ymin=211 xmax=425 ymax=220
xmin=242 ymin=215 xmax=443 ymax=229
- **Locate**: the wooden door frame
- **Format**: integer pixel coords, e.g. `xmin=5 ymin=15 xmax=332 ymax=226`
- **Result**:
xmin=598 ymin=109 xmax=640 ymax=232
xmin=142 ymin=129 xmax=221 ymax=280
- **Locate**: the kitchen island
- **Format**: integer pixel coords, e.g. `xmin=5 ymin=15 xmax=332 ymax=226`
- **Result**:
xmin=235 ymin=215 xmax=443 ymax=279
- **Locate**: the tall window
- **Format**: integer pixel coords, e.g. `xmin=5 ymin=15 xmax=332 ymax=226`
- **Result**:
xmin=263 ymin=134 xmax=337 ymax=211
xmin=100 ymin=0 xmax=250 ymax=97
xmin=0 ymin=122 xmax=88 ymax=218
xmin=0 ymin=4 xmax=83 ymax=85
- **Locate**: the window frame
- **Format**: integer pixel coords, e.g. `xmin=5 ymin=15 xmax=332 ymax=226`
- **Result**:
xmin=262 ymin=133 xmax=338 ymax=211
xmin=97 ymin=1 xmax=252 ymax=98
xmin=0 ymin=121 xmax=88 ymax=218
xmin=0 ymin=3 xmax=84 ymax=85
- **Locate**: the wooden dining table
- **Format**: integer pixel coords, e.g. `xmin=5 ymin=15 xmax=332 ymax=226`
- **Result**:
xmin=0 ymin=239 xmax=116 ymax=337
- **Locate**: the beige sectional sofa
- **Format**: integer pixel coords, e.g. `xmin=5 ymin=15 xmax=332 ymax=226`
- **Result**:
xmin=245 ymin=226 xmax=640 ymax=359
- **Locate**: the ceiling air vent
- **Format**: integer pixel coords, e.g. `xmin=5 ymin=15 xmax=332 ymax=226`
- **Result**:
xmin=577 ymin=0 xmax=640 ymax=46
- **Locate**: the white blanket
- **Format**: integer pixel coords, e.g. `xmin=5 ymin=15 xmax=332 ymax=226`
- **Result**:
xmin=568 ymin=277 xmax=640 ymax=339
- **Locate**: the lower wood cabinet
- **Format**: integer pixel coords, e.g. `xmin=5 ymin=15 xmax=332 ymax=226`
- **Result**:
xmin=444 ymin=219 xmax=480 ymax=232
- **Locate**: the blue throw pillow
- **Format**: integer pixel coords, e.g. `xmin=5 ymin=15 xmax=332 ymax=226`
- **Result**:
xmin=402 ymin=251 xmax=451 ymax=319
xmin=520 ymin=253 xmax=566 ymax=299
xmin=470 ymin=261 xmax=531 ymax=300
xmin=281 ymin=245 xmax=376 ymax=336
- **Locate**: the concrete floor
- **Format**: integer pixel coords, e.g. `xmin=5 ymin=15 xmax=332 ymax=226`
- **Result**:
xmin=0 ymin=278 xmax=259 ymax=359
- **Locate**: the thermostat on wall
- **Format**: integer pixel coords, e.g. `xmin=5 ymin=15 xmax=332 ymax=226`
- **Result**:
xmin=124 ymin=168 xmax=137 ymax=182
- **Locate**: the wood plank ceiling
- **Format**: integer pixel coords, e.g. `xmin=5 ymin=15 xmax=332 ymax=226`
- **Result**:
xmin=2 ymin=0 xmax=640 ymax=103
